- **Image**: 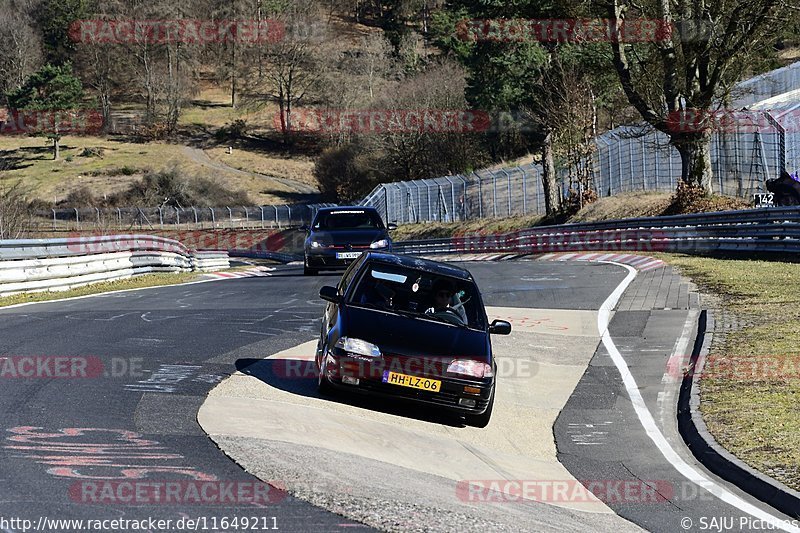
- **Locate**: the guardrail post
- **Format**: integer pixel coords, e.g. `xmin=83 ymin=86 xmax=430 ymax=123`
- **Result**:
xmin=259 ymin=206 xmax=265 ymax=229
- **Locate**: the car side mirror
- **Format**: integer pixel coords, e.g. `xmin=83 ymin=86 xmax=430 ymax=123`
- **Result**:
xmin=387 ymin=223 xmax=398 ymax=231
xmin=298 ymin=225 xmax=309 ymax=232
xmin=319 ymin=286 xmax=340 ymax=303
xmin=488 ymin=319 xmax=511 ymax=335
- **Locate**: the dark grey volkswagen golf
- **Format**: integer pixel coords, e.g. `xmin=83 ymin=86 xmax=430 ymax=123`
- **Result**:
xmin=301 ymin=206 xmax=396 ymax=275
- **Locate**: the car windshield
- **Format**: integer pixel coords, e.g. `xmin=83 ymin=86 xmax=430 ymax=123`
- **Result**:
xmin=348 ymin=264 xmax=486 ymax=330
xmin=313 ymin=210 xmax=383 ymax=230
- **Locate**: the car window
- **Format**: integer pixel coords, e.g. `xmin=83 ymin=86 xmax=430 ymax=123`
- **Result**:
xmin=348 ymin=264 xmax=486 ymax=330
xmin=313 ymin=210 xmax=383 ymax=230
xmin=339 ymin=255 xmax=363 ymax=293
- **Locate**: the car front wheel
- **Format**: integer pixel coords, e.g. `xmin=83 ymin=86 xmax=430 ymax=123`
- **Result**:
xmin=317 ymin=356 xmax=335 ymax=395
xmin=464 ymin=390 xmax=494 ymax=428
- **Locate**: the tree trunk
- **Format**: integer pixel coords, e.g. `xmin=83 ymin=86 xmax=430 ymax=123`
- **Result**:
xmin=541 ymin=131 xmax=559 ymax=216
xmin=53 ymin=137 xmax=60 ymax=160
xmin=674 ymin=132 xmax=713 ymax=193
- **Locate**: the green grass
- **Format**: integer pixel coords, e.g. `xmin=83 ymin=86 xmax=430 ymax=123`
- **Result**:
xmin=659 ymin=254 xmax=800 ymax=491
xmin=0 ymin=272 xmax=200 ymax=308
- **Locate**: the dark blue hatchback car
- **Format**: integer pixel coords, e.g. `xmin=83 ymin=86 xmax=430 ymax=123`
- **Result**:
xmin=315 ymin=252 xmax=511 ymax=427
xmin=301 ymin=206 xmax=396 ymax=275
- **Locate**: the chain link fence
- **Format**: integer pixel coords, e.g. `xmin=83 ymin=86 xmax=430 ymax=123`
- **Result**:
xmin=31 ymin=203 xmax=336 ymax=232
xmin=361 ymin=62 xmax=800 ymax=224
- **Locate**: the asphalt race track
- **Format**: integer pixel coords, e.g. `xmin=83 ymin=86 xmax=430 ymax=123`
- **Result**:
xmin=0 ymin=260 xmax=797 ymax=532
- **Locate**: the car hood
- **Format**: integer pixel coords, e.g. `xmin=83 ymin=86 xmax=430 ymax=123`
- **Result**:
xmin=341 ymin=306 xmax=490 ymax=362
xmin=309 ymin=229 xmax=387 ymax=246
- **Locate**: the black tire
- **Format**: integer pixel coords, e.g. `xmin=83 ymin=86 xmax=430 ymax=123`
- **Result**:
xmin=317 ymin=357 xmax=335 ymax=396
xmin=465 ymin=391 xmax=494 ymax=428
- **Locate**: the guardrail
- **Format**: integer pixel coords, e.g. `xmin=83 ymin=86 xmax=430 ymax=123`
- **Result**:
xmin=392 ymin=207 xmax=800 ymax=256
xmin=0 ymin=235 xmax=230 ymax=297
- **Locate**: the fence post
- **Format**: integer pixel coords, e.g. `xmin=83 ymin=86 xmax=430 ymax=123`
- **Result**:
xmin=95 ymin=207 xmax=101 ymax=226
xmin=52 ymin=209 xmax=56 ymax=230
xmin=519 ymin=166 xmax=527 ymax=215
xmin=175 ymin=207 xmax=180 ymax=226
xmin=501 ymin=168 xmax=512 ymax=216
xmin=192 ymin=206 xmax=198 ymax=226
xmin=286 ymin=204 xmax=292 ymax=225
xmin=74 ymin=208 xmax=80 ymax=230
xmin=259 ymin=206 xmax=265 ymax=229
xmin=492 ymin=173 xmax=497 ymax=218
xmin=457 ymin=174 xmax=468 ymax=220
xmin=210 ymin=207 xmax=216 ymax=227
xmin=273 ymin=205 xmax=279 ymax=227
xmin=475 ymin=174 xmax=483 ymax=218
xmin=764 ymin=111 xmax=786 ymax=178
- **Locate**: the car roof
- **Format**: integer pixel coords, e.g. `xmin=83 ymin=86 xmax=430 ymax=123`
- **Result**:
xmin=363 ymin=252 xmax=473 ymax=281
xmin=316 ymin=206 xmax=379 ymax=214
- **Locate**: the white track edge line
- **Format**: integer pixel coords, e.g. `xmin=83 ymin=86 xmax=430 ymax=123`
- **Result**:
xmin=598 ymin=260 xmax=799 ymax=532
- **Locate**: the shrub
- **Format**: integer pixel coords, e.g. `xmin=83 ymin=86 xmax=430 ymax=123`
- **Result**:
xmin=314 ymin=144 xmax=379 ymax=202
xmin=215 ymin=119 xmax=248 ymax=141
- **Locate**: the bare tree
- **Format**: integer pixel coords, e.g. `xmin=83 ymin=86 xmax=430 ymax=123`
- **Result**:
xmin=0 ymin=181 xmax=33 ymax=240
xmin=0 ymin=2 xmax=43 ymax=99
xmin=243 ymin=11 xmax=330 ymax=141
xmin=604 ymin=0 xmax=796 ymax=193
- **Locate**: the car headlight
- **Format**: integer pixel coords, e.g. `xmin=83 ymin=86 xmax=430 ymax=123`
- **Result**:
xmin=334 ymin=337 xmax=382 ymax=358
xmin=310 ymin=240 xmax=322 ymax=248
xmin=369 ymin=239 xmax=390 ymax=249
xmin=447 ymin=359 xmax=493 ymax=378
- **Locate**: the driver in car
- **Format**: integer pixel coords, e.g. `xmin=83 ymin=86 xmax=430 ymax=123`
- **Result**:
xmin=425 ymin=279 xmax=468 ymax=325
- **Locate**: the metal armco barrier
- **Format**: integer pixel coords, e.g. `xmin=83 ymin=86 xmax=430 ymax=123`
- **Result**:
xmin=0 ymin=235 xmax=230 ymax=297
xmin=393 ymin=207 xmax=800 ymax=256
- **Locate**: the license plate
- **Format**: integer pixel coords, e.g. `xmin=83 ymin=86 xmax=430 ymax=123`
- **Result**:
xmin=336 ymin=252 xmax=361 ymax=259
xmin=382 ymin=371 xmax=441 ymax=392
